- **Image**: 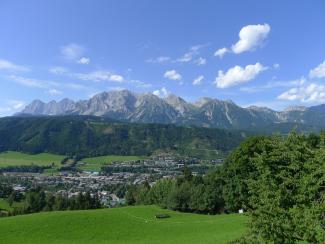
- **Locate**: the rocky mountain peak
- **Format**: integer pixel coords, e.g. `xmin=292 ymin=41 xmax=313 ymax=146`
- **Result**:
xmin=19 ymin=89 xmax=325 ymax=130
xmin=284 ymin=106 xmax=307 ymax=112
xmin=194 ymin=97 xmax=214 ymax=107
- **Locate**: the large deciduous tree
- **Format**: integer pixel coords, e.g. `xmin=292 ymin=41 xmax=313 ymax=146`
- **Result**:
xmin=242 ymin=133 xmax=324 ymax=243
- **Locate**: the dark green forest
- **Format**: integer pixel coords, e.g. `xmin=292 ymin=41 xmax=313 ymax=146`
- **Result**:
xmin=0 ymin=116 xmax=248 ymax=158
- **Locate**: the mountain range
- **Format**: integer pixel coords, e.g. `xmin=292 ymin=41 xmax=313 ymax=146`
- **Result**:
xmin=19 ymin=90 xmax=325 ymax=130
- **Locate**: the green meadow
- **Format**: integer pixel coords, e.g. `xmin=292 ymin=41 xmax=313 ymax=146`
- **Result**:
xmin=0 ymin=151 xmax=146 ymax=172
xmin=0 ymin=151 xmax=65 ymax=168
xmin=0 ymin=205 xmax=247 ymax=244
xmin=78 ymin=155 xmax=146 ymax=171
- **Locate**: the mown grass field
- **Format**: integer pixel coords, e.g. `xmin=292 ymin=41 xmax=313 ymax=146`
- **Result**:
xmin=0 ymin=205 xmax=247 ymax=244
xmin=0 ymin=151 xmax=65 ymax=168
xmin=78 ymin=155 xmax=146 ymax=171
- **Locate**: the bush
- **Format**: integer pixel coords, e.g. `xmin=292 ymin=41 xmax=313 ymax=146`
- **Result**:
xmin=155 ymin=214 xmax=170 ymax=219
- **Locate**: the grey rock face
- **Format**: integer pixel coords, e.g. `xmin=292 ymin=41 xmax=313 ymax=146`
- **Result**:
xmin=22 ymin=99 xmax=76 ymax=115
xmin=20 ymin=89 xmax=325 ymax=129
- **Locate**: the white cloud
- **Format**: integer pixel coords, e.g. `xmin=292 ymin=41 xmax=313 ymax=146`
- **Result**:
xmin=65 ymin=83 xmax=89 ymax=90
xmin=241 ymin=100 xmax=291 ymax=111
xmin=107 ymin=86 xmax=126 ymax=91
xmin=232 ymin=24 xmax=270 ymax=54
xmin=7 ymin=73 xmax=95 ymax=94
xmin=213 ymin=24 xmax=270 ymax=57
xmin=8 ymin=100 xmax=25 ymax=110
xmin=46 ymin=89 xmax=62 ymax=95
xmin=0 ymin=59 xmax=30 ymax=72
xmin=146 ymin=56 xmax=170 ymax=63
xmin=194 ymin=57 xmax=207 ymax=66
xmin=309 ymin=60 xmax=325 ymax=78
xmin=153 ymin=87 xmax=170 ymax=97
xmin=11 ymin=76 xmax=45 ymax=88
xmin=8 ymin=75 xmax=58 ymax=88
xmin=164 ymin=70 xmax=182 ymax=80
xmin=192 ymin=75 xmax=204 ymax=85
xmin=214 ymin=63 xmax=267 ymax=88
xmin=49 ymin=66 xmax=68 ymax=75
xmin=268 ymin=77 xmax=305 ymax=88
xmin=77 ymin=57 xmax=90 ymax=65
xmin=214 ymin=48 xmax=228 ymax=58
xmin=177 ymin=53 xmax=193 ymax=63
xmin=240 ymin=77 xmax=305 ymax=93
xmin=130 ymin=80 xmax=152 ymax=88
xmin=50 ymin=67 xmax=149 ymax=88
xmin=273 ymin=63 xmax=280 ymax=69
xmin=61 ymin=43 xmax=86 ymax=61
xmin=60 ymin=43 xmax=90 ymax=64
xmin=176 ymin=44 xmax=205 ymax=63
xmin=76 ymin=71 xmax=124 ymax=82
xmin=0 ymin=100 xmax=25 ymax=116
xmin=109 ymin=74 xmax=124 ymax=82
xmin=278 ymin=83 xmax=325 ymax=103
xmin=190 ymin=44 xmax=205 ymax=51
xmin=50 ymin=67 xmax=124 ymax=83
xmin=150 ymin=44 xmax=206 ymax=64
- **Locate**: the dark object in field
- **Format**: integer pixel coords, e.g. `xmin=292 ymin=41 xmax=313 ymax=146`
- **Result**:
xmin=155 ymin=214 xmax=170 ymax=219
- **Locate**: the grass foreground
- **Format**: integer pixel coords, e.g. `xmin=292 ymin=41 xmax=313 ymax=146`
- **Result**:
xmin=0 ymin=205 xmax=247 ymax=244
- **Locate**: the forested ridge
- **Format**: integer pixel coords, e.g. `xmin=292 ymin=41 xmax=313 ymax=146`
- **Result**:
xmin=0 ymin=116 xmax=248 ymax=158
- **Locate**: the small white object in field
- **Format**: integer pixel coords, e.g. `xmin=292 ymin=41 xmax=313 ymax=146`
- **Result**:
xmin=238 ymin=209 xmax=244 ymax=214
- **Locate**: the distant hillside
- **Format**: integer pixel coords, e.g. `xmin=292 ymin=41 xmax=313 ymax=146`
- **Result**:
xmin=0 ymin=116 xmax=249 ymax=158
xmin=19 ymin=89 xmax=325 ymax=130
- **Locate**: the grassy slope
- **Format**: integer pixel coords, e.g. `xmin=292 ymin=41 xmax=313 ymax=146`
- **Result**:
xmin=0 ymin=198 xmax=23 ymax=211
xmin=79 ymin=155 xmax=146 ymax=171
xmin=0 ymin=151 xmax=65 ymax=168
xmin=0 ymin=205 xmax=246 ymax=244
xmin=0 ymin=198 xmax=12 ymax=211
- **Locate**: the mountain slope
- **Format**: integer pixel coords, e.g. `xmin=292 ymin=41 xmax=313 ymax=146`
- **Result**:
xmin=22 ymin=98 xmax=76 ymax=115
xmin=19 ymin=90 xmax=325 ymax=130
xmin=0 ymin=116 xmax=248 ymax=157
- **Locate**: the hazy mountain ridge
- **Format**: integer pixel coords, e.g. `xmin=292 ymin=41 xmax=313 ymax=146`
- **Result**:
xmin=20 ymin=89 xmax=325 ymax=130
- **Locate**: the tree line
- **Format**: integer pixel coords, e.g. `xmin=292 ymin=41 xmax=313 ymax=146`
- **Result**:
xmin=0 ymin=165 xmax=51 ymax=173
xmin=2 ymin=187 xmax=101 ymax=217
xmin=126 ymin=166 xmax=224 ymax=214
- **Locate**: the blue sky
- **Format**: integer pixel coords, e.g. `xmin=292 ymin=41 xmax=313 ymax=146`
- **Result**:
xmin=1 ymin=0 xmax=325 ymax=116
